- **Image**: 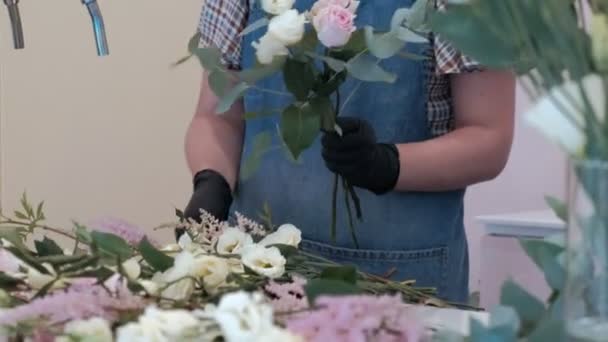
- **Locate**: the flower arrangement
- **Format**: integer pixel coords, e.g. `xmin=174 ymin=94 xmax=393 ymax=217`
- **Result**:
xmin=0 ymin=194 xmax=452 ymax=341
xmin=177 ymin=0 xmax=431 ymax=247
xmin=425 ymin=0 xmax=608 ymax=341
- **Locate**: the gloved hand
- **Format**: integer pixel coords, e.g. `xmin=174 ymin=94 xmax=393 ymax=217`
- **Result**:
xmin=177 ymin=169 xmax=233 ymax=241
xmin=321 ymin=117 xmax=400 ymax=195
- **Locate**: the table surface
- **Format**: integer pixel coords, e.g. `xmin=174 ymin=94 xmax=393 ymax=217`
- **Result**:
xmin=476 ymin=209 xmax=565 ymax=238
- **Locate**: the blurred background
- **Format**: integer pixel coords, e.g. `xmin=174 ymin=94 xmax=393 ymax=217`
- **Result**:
xmin=0 ymin=0 xmax=566 ymax=307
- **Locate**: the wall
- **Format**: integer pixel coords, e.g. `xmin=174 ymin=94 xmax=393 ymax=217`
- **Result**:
xmin=0 ymin=0 xmax=204 ymax=244
xmin=0 ymin=1 xmax=567 ymax=297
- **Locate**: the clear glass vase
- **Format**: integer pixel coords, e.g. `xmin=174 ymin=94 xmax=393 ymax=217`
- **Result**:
xmin=565 ymin=159 xmax=608 ymax=341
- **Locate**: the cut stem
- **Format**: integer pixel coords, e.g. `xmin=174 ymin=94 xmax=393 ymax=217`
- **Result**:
xmin=330 ymin=173 xmax=339 ymax=243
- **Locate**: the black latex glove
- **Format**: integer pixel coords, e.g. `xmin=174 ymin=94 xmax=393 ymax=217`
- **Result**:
xmin=177 ymin=169 xmax=233 ymax=241
xmin=321 ymin=117 xmax=400 ymax=195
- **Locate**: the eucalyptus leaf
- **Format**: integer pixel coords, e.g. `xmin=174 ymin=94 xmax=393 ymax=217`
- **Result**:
xmin=283 ymin=59 xmax=315 ymax=101
xmin=346 ymin=54 xmax=397 ymax=83
xmin=216 ymin=83 xmax=249 ymax=114
xmin=545 ymin=195 xmax=568 ymax=222
xmin=208 ymin=70 xmax=231 ymax=98
xmin=364 ymin=26 xmax=405 ymax=59
xmin=187 ymin=31 xmax=202 ymax=54
xmin=238 ymin=57 xmax=285 ymax=84
xmin=193 ymin=47 xmax=222 ymax=70
xmin=138 ymin=237 xmax=174 ymax=272
xmin=73 ymin=222 xmax=92 ymax=244
xmin=280 ymin=104 xmax=321 ymax=160
xmin=240 ymin=131 xmax=273 ymax=180
xmin=500 ymin=280 xmax=545 ymax=333
xmin=394 ymin=27 xmax=428 ymax=43
xmin=527 ymin=319 xmax=566 ymax=342
xmin=304 ymin=278 xmax=361 ymax=305
xmin=239 ymin=17 xmax=269 ymax=37
xmin=520 ymin=239 xmax=566 ymax=290
xmin=34 ymin=237 xmax=63 ymax=257
xmin=91 ymin=231 xmax=133 ymax=260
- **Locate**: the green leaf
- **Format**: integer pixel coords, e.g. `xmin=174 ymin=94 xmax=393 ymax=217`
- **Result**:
xmin=293 ymin=29 xmax=319 ymax=54
xmin=6 ymin=246 xmax=49 ymax=274
xmin=500 ymin=280 xmax=545 ymax=333
xmin=238 ymin=57 xmax=285 ymax=84
xmin=310 ymin=96 xmax=335 ymax=131
xmin=545 ymin=195 xmax=568 ymax=222
xmin=0 ymin=272 xmax=22 ymax=287
xmin=346 ymin=54 xmax=397 ymax=83
xmin=304 ymin=279 xmax=361 ymax=305
xmin=193 ymin=47 xmax=222 ymax=69
xmin=319 ymin=265 xmax=357 ymax=284
xmin=21 ymin=192 xmax=34 ymax=218
xmin=520 ymin=239 xmax=566 ymax=290
xmin=187 ymin=31 xmax=202 ymax=54
xmin=73 ymin=222 xmax=92 ymax=244
xmin=341 ymin=29 xmax=367 ymax=56
xmin=13 ymin=211 xmax=27 ymax=220
xmin=315 ymin=71 xmax=347 ymax=97
xmin=528 ymin=319 xmax=566 ymax=342
xmin=175 ymin=208 xmax=185 ymax=220
xmin=208 ymin=70 xmax=231 ymax=98
xmin=283 ymin=59 xmax=315 ymax=101
xmin=34 ymin=237 xmax=64 ymax=256
xmin=138 ymin=237 xmax=174 ymax=272
xmin=280 ymin=103 xmax=321 ymax=159
xmin=36 ymin=201 xmax=44 ymax=220
xmin=239 ymin=17 xmax=269 ymax=37
xmin=90 ymin=231 xmax=133 ymax=260
xmin=318 ymin=55 xmax=346 ymax=72
xmin=216 ymin=82 xmax=249 ymax=114
xmin=364 ymin=27 xmax=405 ymax=59
xmin=241 ymin=131 xmax=273 ymax=180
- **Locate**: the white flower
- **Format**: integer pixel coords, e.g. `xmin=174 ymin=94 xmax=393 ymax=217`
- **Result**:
xmin=241 ymin=245 xmax=286 ymax=278
xmin=138 ymin=279 xmax=160 ymax=296
xmin=259 ymin=224 xmax=302 ymax=247
xmin=155 ymin=250 xmax=196 ymax=301
xmin=267 ymin=9 xmax=307 ymax=45
xmin=60 ymin=317 xmax=113 ymax=342
xmin=525 ymin=74 xmax=605 ymax=156
xmin=252 ymin=33 xmax=289 ymax=65
xmin=116 ymin=305 xmax=204 ymax=342
xmin=192 ymin=255 xmax=230 ymax=293
xmin=109 ymin=257 xmax=141 ymax=280
xmin=210 ymin=291 xmax=275 ymax=341
xmin=227 ymin=257 xmax=245 ymax=273
xmin=216 ymin=227 xmax=253 ymax=255
xmin=261 ymin=0 xmax=295 ymax=15
xmin=0 ymin=248 xmax=22 ymax=275
xmin=256 ymin=327 xmax=305 ymax=342
xmin=27 ymin=263 xmax=68 ymax=290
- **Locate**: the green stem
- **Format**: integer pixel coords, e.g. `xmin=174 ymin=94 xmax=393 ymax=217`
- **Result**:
xmin=343 ymin=178 xmax=359 ymax=249
xmin=330 ymin=173 xmax=338 ymax=243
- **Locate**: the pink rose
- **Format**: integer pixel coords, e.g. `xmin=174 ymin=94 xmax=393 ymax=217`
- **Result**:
xmin=310 ymin=0 xmax=359 ymax=17
xmin=313 ymin=4 xmax=356 ymax=48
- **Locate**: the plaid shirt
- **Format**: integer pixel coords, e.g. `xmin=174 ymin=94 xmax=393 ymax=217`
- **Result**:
xmin=197 ymin=0 xmax=481 ymax=136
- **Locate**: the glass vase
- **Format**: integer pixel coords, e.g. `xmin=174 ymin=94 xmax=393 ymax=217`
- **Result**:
xmin=565 ymin=159 xmax=608 ymax=341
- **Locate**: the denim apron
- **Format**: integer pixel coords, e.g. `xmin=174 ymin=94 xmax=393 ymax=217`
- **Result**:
xmin=233 ymin=0 xmax=469 ymax=302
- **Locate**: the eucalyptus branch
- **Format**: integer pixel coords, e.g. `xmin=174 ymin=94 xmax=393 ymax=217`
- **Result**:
xmin=0 ymin=218 xmax=78 ymax=241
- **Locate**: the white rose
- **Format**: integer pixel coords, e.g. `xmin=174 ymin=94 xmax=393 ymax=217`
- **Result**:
xmin=525 ymin=74 xmax=605 ymax=156
xmin=261 ymin=0 xmax=295 ymax=15
xmin=192 ymin=255 xmax=230 ymax=292
xmin=211 ymin=291 xmax=275 ymax=341
xmin=216 ymin=227 xmax=253 ymax=255
xmin=61 ymin=317 xmax=113 ymax=342
xmin=241 ymin=245 xmax=286 ymax=278
xmin=156 ymin=250 xmax=196 ymax=301
xmin=267 ymin=9 xmax=307 ymax=45
xmin=259 ymin=224 xmax=302 ymax=247
xmin=252 ymin=33 xmax=289 ymax=65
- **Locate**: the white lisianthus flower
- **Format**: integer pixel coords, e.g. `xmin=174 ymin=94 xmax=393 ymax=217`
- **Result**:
xmin=216 ymin=227 xmax=254 ymax=255
xmin=261 ymin=0 xmax=295 ymax=15
xmin=27 ymin=263 xmax=68 ymax=290
xmin=259 ymin=224 xmax=302 ymax=247
xmin=227 ymin=257 xmax=245 ymax=273
xmin=116 ymin=305 xmax=204 ymax=342
xmin=109 ymin=257 xmax=141 ymax=280
xmin=267 ymin=9 xmax=307 ymax=45
xmin=155 ymin=250 xmax=196 ymax=301
xmin=253 ymin=33 xmax=289 ymax=65
xmin=241 ymin=245 xmax=286 ymax=278
xmin=525 ymin=74 xmax=605 ymax=156
xmin=210 ymin=291 xmax=275 ymax=341
xmin=192 ymin=255 xmax=230 ymax=292
xmin=58 ymin=317 xmax=113 ymax=342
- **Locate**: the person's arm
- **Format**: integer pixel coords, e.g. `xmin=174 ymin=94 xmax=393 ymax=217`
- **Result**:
xmin=394 ymin=69 xmax=516 ymax=191
xmin=185 ymin=72 xmax=244 ymax=191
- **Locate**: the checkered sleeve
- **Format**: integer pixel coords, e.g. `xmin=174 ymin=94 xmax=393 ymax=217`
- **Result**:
xmin=433 ymin=0 xmax=483 ymax=74
xmin=197 ymin=0 xmax=249 ymax=70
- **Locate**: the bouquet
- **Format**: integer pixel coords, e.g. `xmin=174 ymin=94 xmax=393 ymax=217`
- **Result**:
xmin=177 ymin=0 xmax=431 ymax=247
xmin=0 ymin=194 xmax=448 ymax=341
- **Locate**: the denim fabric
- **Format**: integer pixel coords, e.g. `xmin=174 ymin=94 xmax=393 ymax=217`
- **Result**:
xmin=233 ymin=0 xmax=469 ymax=302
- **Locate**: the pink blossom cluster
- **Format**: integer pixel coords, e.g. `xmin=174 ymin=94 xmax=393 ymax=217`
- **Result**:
xmin=0 ymin=282 xmax=145 ymax=327
xmin=286 ymin=294 xmax=424 ymax=342
xmin=264 ymin=276 xmax=309 ymax=314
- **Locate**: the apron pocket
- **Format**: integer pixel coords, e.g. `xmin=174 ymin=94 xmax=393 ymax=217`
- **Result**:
xmin=300 ymin=239 xmax=449 ymax=296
